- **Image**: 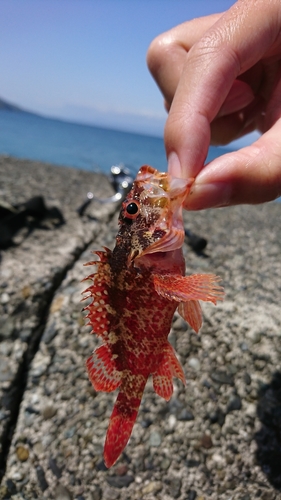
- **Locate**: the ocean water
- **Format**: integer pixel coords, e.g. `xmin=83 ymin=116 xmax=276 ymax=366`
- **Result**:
xmin=0 ymin=110 xmax=233 ymax=176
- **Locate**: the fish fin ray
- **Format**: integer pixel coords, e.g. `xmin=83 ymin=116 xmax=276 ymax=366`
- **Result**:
xmin=104 ymin=375 xmax=146 ymax=468
xmin=86 ymin=344 xmax=122 ymax=392
xmin=153 ymin=343 xmax=185 ymax=400
xmin=153 ymin=273 xmax=224 ymax=304
xmin=178 ymin=299 xmax=203 ymax=333
xmin=83 ymin=249 xmax=112 ymax=340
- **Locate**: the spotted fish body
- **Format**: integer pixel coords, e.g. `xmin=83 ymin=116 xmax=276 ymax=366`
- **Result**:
xmin=83 ymin=165 xmax=224 ymax=468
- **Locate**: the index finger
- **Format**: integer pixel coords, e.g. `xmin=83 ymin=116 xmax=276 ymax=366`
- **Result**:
xmin=166 ymin=0 xmax=281 ymax=179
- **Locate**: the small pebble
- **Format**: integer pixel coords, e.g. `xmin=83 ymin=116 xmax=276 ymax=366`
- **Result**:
xmin=200 ymin=433 xmax=213 ymax=449
xmin=142 ymin=481 xmax=162 ymax=495
xmin=211 ymin=371 xmax=233 ymax=385
xmin=188 ymin=357 xmax=201 ymax=371
xmin=1 ymin=292 xmax=9 ymax=304
xmin=16 ymin=445 xmax=29 ymax=462
xmin=227 ymin=395 xmax=242 ymax=412
xmin=42 ymin=404 xmax=57 ymax=420
xmin=168 ymin=477 xmax=182 ymax=498
xmin=149 ymin=430 xmax=162 ymax=447
xmin=54 ymin=483 xmax=72 ymax=500
xmin=106 ymin=475 xmax=134 ymax=488
xmin=36 ymin=465 xmax=48 ymax=491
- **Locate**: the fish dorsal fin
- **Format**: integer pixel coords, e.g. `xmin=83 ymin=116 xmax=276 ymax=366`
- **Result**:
xmin=83 ymin=248 xmax=112 ymax=341
xmin=86 ymin=344 xmax=122 ymax=392
xmin=153 ymin=273 xmax=224 ymax=304
xmin=152 ymin=342 xmax=185 ymax=401
xmin=178 ymin=300 xmax=203 ymax=333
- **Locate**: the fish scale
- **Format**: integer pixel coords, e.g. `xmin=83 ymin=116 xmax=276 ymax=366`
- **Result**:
xmin=83 ymin=165 xmax=224 ymax=468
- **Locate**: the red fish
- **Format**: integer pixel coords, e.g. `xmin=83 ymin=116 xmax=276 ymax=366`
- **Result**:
xmin=83 ymin=165 xmax=223 ymax=468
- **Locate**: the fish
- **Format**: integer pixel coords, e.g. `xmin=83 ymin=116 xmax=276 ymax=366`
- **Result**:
xmin=82 ymin=165 xmax=224 ymax=468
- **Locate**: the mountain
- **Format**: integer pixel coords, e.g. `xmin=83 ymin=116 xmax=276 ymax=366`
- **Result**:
xmin=0 ymin=97 xmax=23 ymax=112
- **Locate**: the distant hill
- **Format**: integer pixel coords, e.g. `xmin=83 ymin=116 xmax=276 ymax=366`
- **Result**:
xmin=0 ymin=97 xmax=23 ymax=112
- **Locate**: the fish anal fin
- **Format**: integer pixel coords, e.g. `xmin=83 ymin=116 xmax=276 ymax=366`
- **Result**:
xmin=153 ymin=343 xmax=185 ymax=401
xmin=104 ymin=375 xmax=146 ymax=468
xmin=153 ymin=273 xmax=224 ymax=305
xmin=153 ymin=368 xmax=173 ymax=401
xmin=178 ymin=299 xmax=203 ymax=333
xmin=86 ymin=344 xmax=122 ymax=392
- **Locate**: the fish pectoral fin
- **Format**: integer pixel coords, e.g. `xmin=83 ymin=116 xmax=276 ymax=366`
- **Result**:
xmin=86 ymin=344 xmax=122 ymax=392
xmin=153 ymin=273 xmax=224 ymax=304
xmin=153 ymin=343 xmax=186 ymax=401
xmin=178 ymin=299 xmax=203 ymax=334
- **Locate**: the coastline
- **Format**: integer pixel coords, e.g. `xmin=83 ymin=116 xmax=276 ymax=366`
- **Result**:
xmin=0 ymin=156 xmax=281 ymax=499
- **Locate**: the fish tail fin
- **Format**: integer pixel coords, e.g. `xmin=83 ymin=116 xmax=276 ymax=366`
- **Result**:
xmin=104 ymin=375 xmax=146 ymax=468
xmin=153 ymin=342 xmax=186 ymax=401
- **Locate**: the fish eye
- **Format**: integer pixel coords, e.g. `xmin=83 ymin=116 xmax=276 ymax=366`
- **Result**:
xmin=123 ymin=200 xmax=140 ymax=219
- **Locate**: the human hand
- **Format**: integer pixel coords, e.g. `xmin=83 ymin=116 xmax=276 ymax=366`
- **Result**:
xmin=147 ymin=0 xmax=281 ymax=209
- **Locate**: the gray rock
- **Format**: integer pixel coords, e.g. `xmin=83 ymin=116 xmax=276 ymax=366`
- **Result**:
xmin=1 ymin=158 xmax=281 ymax=499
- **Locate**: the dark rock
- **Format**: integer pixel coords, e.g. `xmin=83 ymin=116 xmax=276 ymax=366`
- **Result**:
xmin=177 ymin=408 xmax=194 ymax=421
xmin=42 ymin=320 xmax=58 ymax=344
xmin=168 ymin=477 xmax=182 ymax=498
xmin=6 ymin=479 xmax=17 ymax=495
xmin=96 ymin=459 xmax=108 ymax=471
xmin=227 ymin=395 xmax=242 ymax=412
xmin=36 ymin=464 xmax=48 ymax=491
xmin=48 ymin=457 xmax=62 ymax=478
xmin=92 ymin=485 xmax=102 ymax=500
xmin=54 ymin=483 xmax=72 ymax=500
xmin=210 ymin=371 xmax=233 ymax=385
xmin=106 ymin=474 xmax=134 ymax=488
xmin=208 ymin=406 xmax=225 ymax=426
xmin=243 ymin=372 xmax=252 ymax=385
xmin=187 ymin=491 xmax=197 ymax=500
xmin=200 ymin=433 xmax=213 ymax=449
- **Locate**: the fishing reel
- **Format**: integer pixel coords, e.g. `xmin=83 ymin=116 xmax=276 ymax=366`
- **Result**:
xmin=77 ymin=164 xmax=134 ymax=216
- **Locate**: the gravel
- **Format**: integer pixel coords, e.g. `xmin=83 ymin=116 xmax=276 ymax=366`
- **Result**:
xmin=1 ymin=156 xmax=281 ymax=499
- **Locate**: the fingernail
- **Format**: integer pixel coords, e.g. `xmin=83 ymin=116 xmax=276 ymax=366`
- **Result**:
xmin=168 ymin=152 xmax=182 ymax=178
xmin=185 ymin=182 xmax=232 ymax=210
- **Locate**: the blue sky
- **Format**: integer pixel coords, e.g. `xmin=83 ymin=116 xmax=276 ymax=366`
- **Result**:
xmin=1 ymin=0 xmax=242 ymax=137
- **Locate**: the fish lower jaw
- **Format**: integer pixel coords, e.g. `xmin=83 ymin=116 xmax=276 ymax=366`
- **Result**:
xmin=136 ymin=248 xmax=185 ymax=273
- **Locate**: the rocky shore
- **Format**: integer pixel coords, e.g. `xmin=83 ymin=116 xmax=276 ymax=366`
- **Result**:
xmin=0 ymin=156 xmax=281 ymax=499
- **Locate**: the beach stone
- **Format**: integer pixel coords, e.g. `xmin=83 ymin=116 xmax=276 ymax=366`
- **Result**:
xmin=226 ymin=394 xmax=242 ymax=412
xmin=168 ymin=477 xmax=182 ymax=498
xmin=106 ymin=475 xmax=134 ymax=488
xmin=149 ymin=430 xmax=162 ymax=447
xmin=210 ymin=371 xmax=233 ymax=385
xmin=15 ymin=445 xmax=29 ymax=462
xmin=54 ymin=483 xmax=72 ymax=500
xmin=142 ymin=480 xmax=162 ymax=495
xmin=188 ymin=357 xmax=201 ymax=371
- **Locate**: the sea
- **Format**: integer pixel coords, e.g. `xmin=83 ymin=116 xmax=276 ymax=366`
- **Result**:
xmin=0 ymin=109 xmax=234 ymax=177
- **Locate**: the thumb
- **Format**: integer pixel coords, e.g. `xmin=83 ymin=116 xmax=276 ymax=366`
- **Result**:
xmin=184 ymin=118 xmax=281 ymax=210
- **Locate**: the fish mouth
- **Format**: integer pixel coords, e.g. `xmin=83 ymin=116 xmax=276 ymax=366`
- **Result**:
xmin=138 ymin=176 xmax=193 ymax=258
xmin=127 ymin=171 xmax=194 ymax=266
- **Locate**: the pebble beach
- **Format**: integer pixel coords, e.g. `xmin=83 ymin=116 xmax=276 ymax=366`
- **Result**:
xmin=0 ymin=156 xmax=281 ymax=499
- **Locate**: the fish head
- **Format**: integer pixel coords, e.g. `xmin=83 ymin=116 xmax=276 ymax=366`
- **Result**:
xmin=116 ymin=165 xmax=193 ymax=266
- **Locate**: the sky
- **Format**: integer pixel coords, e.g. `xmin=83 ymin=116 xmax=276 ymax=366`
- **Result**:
xmin=0 ymin=0 xmax=255 ymax=142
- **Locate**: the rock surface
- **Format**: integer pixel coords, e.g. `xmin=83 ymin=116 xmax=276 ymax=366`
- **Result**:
xmin=1 ymin=156 xmax=281 ymax=499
